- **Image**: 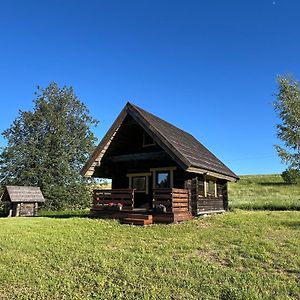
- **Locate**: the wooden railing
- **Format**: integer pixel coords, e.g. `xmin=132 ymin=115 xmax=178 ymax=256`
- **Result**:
xmin=93 ymin=189 xmax=135 ymax=211
xmin=152 ymin=188 xmax=189 ymax=213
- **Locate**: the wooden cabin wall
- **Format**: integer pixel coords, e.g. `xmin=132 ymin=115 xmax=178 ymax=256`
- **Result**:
xmin=184 ymin=176 xmax=228 ymax=215
xmin=11 ymin=202 xmax=38 ymax=217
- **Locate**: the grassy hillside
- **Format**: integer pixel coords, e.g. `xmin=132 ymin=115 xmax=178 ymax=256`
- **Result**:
xmin=0 ymin=211 xmax=299 ymax=299
xmin=229 ymin=174 xmax=300 ymax=210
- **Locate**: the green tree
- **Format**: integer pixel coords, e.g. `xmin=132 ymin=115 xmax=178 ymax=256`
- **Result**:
xmin=0 ymin=82 xmax=98 ymax=209
xmin=274 ymin=75 xmax=300 ymax=183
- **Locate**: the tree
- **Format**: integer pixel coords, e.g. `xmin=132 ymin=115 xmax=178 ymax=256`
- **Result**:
xmin=0 ymin=82 xmax=99 ymax=209
xmin=274 ymin=75 xmax=300 ymax=183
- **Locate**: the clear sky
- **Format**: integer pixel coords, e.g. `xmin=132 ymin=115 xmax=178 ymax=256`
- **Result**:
xmin=0 ymin=0 xmax=299 ymax=175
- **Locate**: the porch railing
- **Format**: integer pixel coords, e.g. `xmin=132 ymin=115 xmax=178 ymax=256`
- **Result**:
xmin=152 ymin=188 xmax=189 ymax=213
xmin=92 ymin=189 xmax=135 ymax=211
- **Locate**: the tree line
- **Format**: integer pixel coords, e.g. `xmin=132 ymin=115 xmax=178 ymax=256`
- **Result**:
xmin=0 ymin=82 xmax=98 ymax=210
xmin=0 ymin=77 xmax=299 ymax=212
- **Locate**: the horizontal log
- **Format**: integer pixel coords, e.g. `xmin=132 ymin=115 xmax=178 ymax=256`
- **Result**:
xmin=93 ymin=194 xmax=134 ymax=200
xmin=171 ymin=188 xmax=188 ymax=193
xmin=153 ymin=188 xmax=172 ymax=193
xmin=153 ymin=194 xmax=172 ymax=200
xmin=172 ymin=197 xmax=188 ymax=202
xmin=93 ymin=199 xmax=133 ymax=205
xmin=171 ymin=194 xmax=189 ymax=199
xmin=93 ymin=189 xmax=134 ymax=193
xmin=172 ymin=203 xmax=188 ymax=208
xmin=198 ymin=205 xmax=223 ymax=209
xmin=198 ymin=201 xmax=223 ymax=206
xmin=91 ymin=206 xmax=133 ymax=211
xmin=153 ymin=201 xmax=172 ymax=207
xmin=172 ymin=207 xmax=189 ymax=212
xmin=105 ymin=151 xmax=167 ymax=162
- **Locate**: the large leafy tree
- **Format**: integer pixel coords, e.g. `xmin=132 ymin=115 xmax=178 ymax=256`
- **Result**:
xmin=0 ymin=82 xmax=98 ymax=209
xmin=274 ymin=75 xmax=300 ymax=182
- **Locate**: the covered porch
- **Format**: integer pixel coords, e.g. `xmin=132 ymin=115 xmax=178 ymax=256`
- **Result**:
xmin=90 ymin=188 xmax=192 ymax=224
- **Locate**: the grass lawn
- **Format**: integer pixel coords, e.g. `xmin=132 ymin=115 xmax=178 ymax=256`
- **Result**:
xmin=0 ymin=210 xmax=299 ymax=299
xmin=229 ymin=174 xmax=300 ymax=210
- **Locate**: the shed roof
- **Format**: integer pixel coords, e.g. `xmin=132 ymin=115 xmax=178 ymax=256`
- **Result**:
xmin=81 ymin=102 xmax=238 ymax=181
xmin=0 ymin=186 xmax=45 ymax=203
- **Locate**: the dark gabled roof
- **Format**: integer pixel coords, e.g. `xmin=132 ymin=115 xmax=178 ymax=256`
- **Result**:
xmin=81 ymin=102 xmax=238 ymax=181
xmin=0 ymin=186 xmax=45 ymax=203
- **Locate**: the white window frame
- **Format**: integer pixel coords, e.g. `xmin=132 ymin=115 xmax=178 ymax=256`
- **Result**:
xmin=204 ymin=176 xmax=217 ymax=197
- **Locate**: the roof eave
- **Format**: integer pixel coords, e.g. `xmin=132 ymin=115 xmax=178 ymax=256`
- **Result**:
xmin=80 ymin=104 xmax=129 ymax=177
xmin=186 ymin=166 xmax=239 ymax=182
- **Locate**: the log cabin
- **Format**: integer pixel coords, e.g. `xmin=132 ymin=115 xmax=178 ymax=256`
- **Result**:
xmin=0 ymin=186 xmax=45 ymax=217
xmin=81 ymin=102 xmax=238 ymax=225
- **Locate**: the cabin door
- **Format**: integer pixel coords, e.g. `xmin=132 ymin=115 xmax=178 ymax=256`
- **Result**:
xmin=130 ymin=174 xmax=152 ymax=209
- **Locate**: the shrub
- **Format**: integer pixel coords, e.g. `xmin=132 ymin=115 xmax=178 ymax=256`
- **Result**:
xmin=0 ymin=201 xmax=10 ymax=217
xmin=281 ymin=168 xmax=300 ymax=184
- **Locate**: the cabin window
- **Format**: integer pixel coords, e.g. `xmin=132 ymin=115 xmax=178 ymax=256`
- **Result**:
xmin=142 ymin=132 xmax=155 ymax=147
xmin=132 ymin=176 xmax=147 ymax=192
xmin=155 ymin=171 xmax=170 ymax=188
xmin=150 ymin=167 xmax=176 ymax=189
xmin=206 ymin=180 xmax=217 ymax=197
xmin=127 ymin=172 xmax=151 ymax=194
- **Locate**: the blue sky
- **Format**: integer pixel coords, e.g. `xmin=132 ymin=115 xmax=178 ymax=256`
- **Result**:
xmin=0 ymin=0 xmax=299 ymax=175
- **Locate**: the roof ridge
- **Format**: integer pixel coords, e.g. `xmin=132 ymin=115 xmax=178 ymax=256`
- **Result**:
xmin=127 ymin=102 xmax=195 ymax=138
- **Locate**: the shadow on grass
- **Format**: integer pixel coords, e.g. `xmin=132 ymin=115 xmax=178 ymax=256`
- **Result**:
xmin=281 ymin=221 xmax=300 ymax=229
xmin=39 ymin=210 xmax=91 ymax=219
xmin=40 ymin=213 xmax=90 ymax=219
xmin=229 ymin=206 xmax=300 ymax=211
xmin=258 ymin=182 xmax=290 ymax=186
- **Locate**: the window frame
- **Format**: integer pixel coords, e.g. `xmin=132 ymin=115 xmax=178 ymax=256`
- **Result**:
xmin=131 ymin=176 xmax=147 ymax=192
xmin=142 ymin=131 xmax=156 ymax=147
xmin=150 ymin=167 xmax=176 ymax=189
xmin=155 ymin=171 xmax=171 ymax=189
xmin=127 ymin=172 xmax=151 ymax=194
xmin=204 ymin=178 xmax=217 ymax=197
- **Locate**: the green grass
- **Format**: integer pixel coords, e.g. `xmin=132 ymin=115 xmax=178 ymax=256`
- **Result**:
xmin=229 ymin=174 xmax=300 ymax=210
xmin=0 ymin=211 xmax=299 ymax=299
xmin=0 ymin=174 xmax=299 ymax=299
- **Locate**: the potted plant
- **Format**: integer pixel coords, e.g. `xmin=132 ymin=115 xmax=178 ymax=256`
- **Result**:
xmin=106 ymin=202 xmax=123 ymax=211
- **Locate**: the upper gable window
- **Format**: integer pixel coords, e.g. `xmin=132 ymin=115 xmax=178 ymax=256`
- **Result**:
xmin=142 ymin=131 xmax=155 ymax=147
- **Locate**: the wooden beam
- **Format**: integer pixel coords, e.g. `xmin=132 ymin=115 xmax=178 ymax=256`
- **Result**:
xmin=105 ymin=151 xmax=168 ymax=163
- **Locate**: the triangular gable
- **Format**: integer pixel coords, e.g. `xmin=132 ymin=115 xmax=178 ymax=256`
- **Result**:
xmin=81 ymin=102 xmax=238 ymax=181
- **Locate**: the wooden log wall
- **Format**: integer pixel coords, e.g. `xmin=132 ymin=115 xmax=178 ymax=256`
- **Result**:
xmin=11 ymin=202 xmax=38 ymax=217
xmin=19 ymin=203 xmax=36 ymax=217
xmin=93 ymin=189 xmax=134 ymax=211
xmin=152 ymin=188 xmax=192 ymax=223
xmin=152 ymin=188 xmax=189 ymax=213
xmin=185 ymin=177 xmax=227 ymax=215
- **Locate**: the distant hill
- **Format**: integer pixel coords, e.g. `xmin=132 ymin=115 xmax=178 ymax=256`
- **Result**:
xmin=228 ymin=174 xmax=300 ymax=210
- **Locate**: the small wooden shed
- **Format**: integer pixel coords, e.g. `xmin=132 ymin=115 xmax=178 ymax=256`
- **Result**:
xmin=0 ymin=186 xmax=45 ymax=217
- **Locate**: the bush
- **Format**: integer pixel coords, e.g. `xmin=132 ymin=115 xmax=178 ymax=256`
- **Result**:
xmin=281 ymin=169 xmax=300 ymax=184
xmin=0 ymin=201 xmax=10 ymax=217
xmin=41 ymin=184 xmax=92 ymax=211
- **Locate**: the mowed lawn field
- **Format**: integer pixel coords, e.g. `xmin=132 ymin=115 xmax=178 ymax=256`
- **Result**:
xmin=0 ymin=175 xmax=299 ymax=299
xmin=229 ymin=174 xmax=300 ymax=210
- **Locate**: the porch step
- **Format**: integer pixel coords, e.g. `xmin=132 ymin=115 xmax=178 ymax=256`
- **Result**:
xmin=121 ymin=214 xmax=153 ymax=225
